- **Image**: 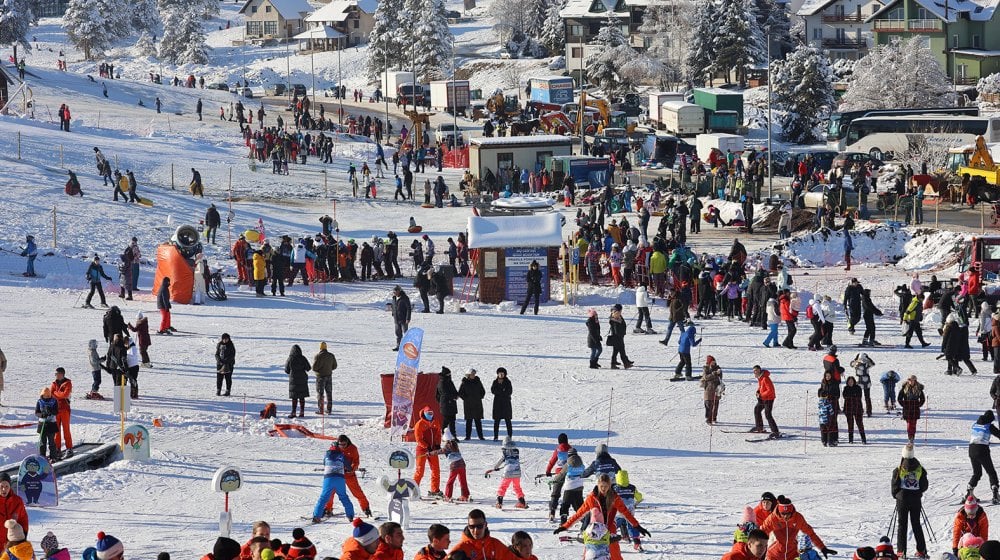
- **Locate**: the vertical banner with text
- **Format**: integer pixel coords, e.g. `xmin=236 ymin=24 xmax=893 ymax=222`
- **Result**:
xmin=390 ymin=327 xmax=424 ymax=440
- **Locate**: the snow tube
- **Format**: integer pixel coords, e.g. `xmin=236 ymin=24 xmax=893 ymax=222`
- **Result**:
xmin=244 ymin=230 xmax=261 ymax=243
xmin=420 ymin=204 xmax=435 ymax=208
xmin=407 ymin=226 xmax=423 ymax=233
xmin=268 ymin=424 xmax=336 ymax=440
xmin=152 ymin=243 xmax=194 ymax=304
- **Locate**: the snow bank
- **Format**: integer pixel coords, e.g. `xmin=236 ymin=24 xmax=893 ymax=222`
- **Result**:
xmin=896 ymin=228 xmax=969 ymax=271
xmin=775 ymin=222 xmax=908 ymax=268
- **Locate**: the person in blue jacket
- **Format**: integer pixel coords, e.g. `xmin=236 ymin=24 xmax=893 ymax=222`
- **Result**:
xmin=312 ymin=441 xmax=355 ymax=523
xmin=20 ymin=235 xmax=37 ymax=277
xmin=844 ymin=230 xmax=854 ymax=271
xmin=673 ymin=320 xmax=702 ymax=380
xmin=582 ymin=443 xmax=621 ymax=478
xmin=84 ymin=255 xmax=112 ymax=308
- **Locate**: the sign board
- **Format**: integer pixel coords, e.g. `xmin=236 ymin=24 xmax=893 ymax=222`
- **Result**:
xmin=389 ymin=329 xmax=424 ymax=440
xmin=483 ymin=251 xmax=498 ymax=278
xmin=17 ymin=455 xmax=57 ymax=507
xmin=113 ymin=386 xmax=131 ymax=414
xmin=122 ymin=424 xmax=150 ymax=461
xmin=212 ymin=466 xmax=244 ymax=493
xmin=503 ymin=247 xmax=549 ymax=303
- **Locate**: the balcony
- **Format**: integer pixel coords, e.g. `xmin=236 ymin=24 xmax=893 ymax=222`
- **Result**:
xmin=822 ymin=13 xmax=865 ymax=22
xmin=873 ymin=19 xmax=906 ymax=31
xmin=908 ymin=19 xmax=943 ymax=31
xmin=955 ymin=76 xmax=979 ymax=85
xmin=822 ymin=37 xmax=866 ymax=49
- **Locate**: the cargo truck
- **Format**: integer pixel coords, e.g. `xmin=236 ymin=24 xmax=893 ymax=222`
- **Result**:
xmin=660 ymin=101 xmax=705 ymax=136
xmin=430 ymin=80 xmax=471 ymax=115
xmin=647 ymin=92 xmax=685 ymax=127
xmin=381 ymin=71 xmax=415 ymax=101
xmin=524 ymin=76 xmax=575 ymax=105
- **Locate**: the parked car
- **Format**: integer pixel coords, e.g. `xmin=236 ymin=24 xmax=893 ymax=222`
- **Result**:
xmin=264 ymin=84 xmax=286 ymax=96
xmin=445 ymin=9 xmax=462 ymax=18
xmin=802 ymin=184 xmax=858 ymax=210
xmin=831 ymin=151 xmax=884 ymax=171
xmin=292 ymin=83 xmax=308 ymax=96
xmin=435 ymin=123 xmax=465 ymax=146
xmin=206 ymin=82 xmax=229 ymax=91
xmin=239 ymin=87 xmax=254 ymax=99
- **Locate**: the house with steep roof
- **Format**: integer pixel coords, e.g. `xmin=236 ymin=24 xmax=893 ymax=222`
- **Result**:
xmin=798 ymin=0 xmax=884 ymax=59
xmin=560 ymin=0 xmax=648 ymax=84
xmin=240 ymin=0 xmax=315 ymax=40
xmin=866 ymin=0 xmax=1000 ymax=83
xmin=304 ymin=0 xmax=376 ymax=47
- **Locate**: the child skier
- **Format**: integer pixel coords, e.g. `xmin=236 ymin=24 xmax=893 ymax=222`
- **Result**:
xmin=487 ymin=436 xmax=527 ymax=509
xmin=442 ymin=439 xmax=470 ymax=502
xmin=818 ymin=390 xmax=836 ymax=447
xmin=87 ymin=339 xmax=103 ymax=397
xmin=612 ymin=470 xmax=645 ymax=551
xmin=581 ymin=507 xmax=614 ymax=560
xmin=881 ymin=370 xmax=901 ymax=414
xmin=797 ymin=534 xmax=823 ymax=560
xmin=850 ymin=352 xmax=875 ymax=417
xmin=549 ymin=447 xmax=586 ymax=524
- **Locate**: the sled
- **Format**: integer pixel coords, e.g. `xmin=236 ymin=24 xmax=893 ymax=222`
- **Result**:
xmin=136 ymin=197 xmax=153 ymax=207
xmin=407 ymin=226 xmax=424 ymax=233
xmin=268 ymin=423 xmax=337 ymax=440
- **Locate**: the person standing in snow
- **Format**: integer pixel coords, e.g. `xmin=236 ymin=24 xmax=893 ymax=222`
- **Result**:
xmin=860 ymin=288 xmax=882 ymax=347
xmin=84 ymin=255 xmax=112 ymax=309
xmin=50 ymin=368 xmax=73 ymax=458
xmin=843 ymin=230 xmax=854 ymax=271
xmin=608 ymin=304 xmax=633 ymax=370
xmin=487 ymin=437 xmax=527 ymax=510
xmin=849 ymin=352 xmax=875 ymax=417
xmin=491 ymin=368 xmax=513 ymax=441
xmin=892 ymin=443 xmax=928 ymax=559
xmin=196 ymin=98 xmax=203 ymax=121
xmin=413 ymin=405 xmax=443 ymax=499
xmin=390 ymin=285 xmax=411 ymax=351
xmin=587 ymin=309 xmax=603 ymax=369
xmin=519 ymin=261 xmax=542 ymax=315
xmin=284 ymin=345 xmax=311 ymax=419
xmin=35 ymin=388 xmax=59 ymax=462
xmin=763 ymin=297 xmax=780 ymax=348
xmin=806 ymin=298 xmax=824 ymax=351
xmin=312 ymin=342 xmax=337 ymax=415
xmin=156 ymin=276 xmax=173 ymax=334
xmin=898 ymin=375 xmax=925 ymax=442
xmin=310 ymin=441 xmax=355 ymax=523
xmin=204 ymin=204 xmax=221 ymax=245
xmin=673 ymin=320 xmax=701 ymax=380
xmin=19 ymin=235 xmax=37 ymax=278
xmin=458 ymin=368 xmax=486 ymax=440
xmin=189 ymin=168 xmax=204 ymax=197
xmin=843 ymin=376 xmax=867 ymax=444
xmin=215 ymin=333 xmax=235 ymax=397
xmin=903 ymin=294 xmax=931 ymax=348
xmin=752 ymin=365 xmax=780 ymax=438
xmin=553 ymin=473 xmax=650 ymax=560
xmin=436 ymin=367 xmax=459 ymax=439
xmin=779 ymin=290 xmax=798 ymax=349
xmin=701 ymin=356 xmax=723 ymax=424
xmin=881 ymin=370 xmax=900 ymax=414
xmin=966 ymin=409 xmax=1000 ymax=505
xmin=634 ymin=282 xmax=655 ymax=334
xmin=86 ymin=340 xmax=102 ymax=396
xmin=978 ymin=303 xmax=994 ymax=362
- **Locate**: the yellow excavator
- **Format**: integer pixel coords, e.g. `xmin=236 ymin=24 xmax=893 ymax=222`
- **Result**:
xmin=575 ymin=92 xmax=632 ymax=135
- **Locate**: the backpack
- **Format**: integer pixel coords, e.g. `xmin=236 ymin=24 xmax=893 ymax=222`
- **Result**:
xmin=260 ymin=403 xmax=276 ymax=419
xmin=806 ymin=305 xmax=815 ymax=320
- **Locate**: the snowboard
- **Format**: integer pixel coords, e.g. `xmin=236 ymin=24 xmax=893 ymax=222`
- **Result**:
xmin=745 ymin=433 xmax=795 ymax=443
xmin=669 ymin=376 xmax=701 ymax=382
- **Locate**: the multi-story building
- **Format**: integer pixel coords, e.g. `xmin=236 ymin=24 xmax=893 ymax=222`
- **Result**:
xmin=866 ymin=0 xmax=1000 ymax=84
xmin=798 ymin=0 xmax=884 ymax=59
xmin=560 ymin=0 xmax=646 ymax=84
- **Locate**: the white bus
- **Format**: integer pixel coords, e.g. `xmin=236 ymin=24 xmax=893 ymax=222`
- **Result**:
xmin=843 ymin=114 xmax=1000 ymax=160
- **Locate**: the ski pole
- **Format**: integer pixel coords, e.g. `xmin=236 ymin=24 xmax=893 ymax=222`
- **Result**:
xmin=920 ymin=505 xmax=938 ymax=543
xmin=886 ymin=502 xmax=898 ymax=542
xmin=606 ymin=388 xmax=614 ymax=446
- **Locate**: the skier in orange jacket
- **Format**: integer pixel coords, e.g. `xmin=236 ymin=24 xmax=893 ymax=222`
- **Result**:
xmin=554 ymin=474 xmax=650 ymax=560
xmin=326 ymin=434 xmax=372 ymax=517
xmin=759 ymin=496 xmax=835 ymax=560
xmin=413 ymin=406 xmax=443 ymax=497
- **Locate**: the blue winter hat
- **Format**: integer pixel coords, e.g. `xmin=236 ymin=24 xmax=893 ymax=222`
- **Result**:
xmin=95 ymin=532 xmax=123 ymax=560
xmin=798 ymin=534 xmax=813 ymax=551
xmin=352 ymin=518 xmax=378 ymax=546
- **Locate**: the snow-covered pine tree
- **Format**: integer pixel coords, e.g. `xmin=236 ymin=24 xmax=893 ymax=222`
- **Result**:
xmin=367 ymin=0 xmax=405 ymax=79
xmin=638 ymin=0 xmax=687 ymax=88
xmin=840 ymin=37 xmax=954 ymax=110
xmin=412 ymin=0 xmax=453 ymax=81
xmin=684 ymin=1 xmax=716 ymax=86
xmin=63 ymin=0 xmax=113 ymax=60
xmin=539 ymin=0 xmax=565 ymax=55
xmin=771 ymin=45 xmax=833 ymax=143
xmin=714 ymin=0 xmax=765 ymax=86
xmin=755 ymin=0 xmax=792 ymax=58
xmin=586 ymin=14 xmax=635 ymax=96
xmin=128 ymin=0 xmax=159 ymax=34
xmin=0 ymin=0 xmax=34 ymax=61
xmin=132 ymin=30 xmax=157 ymax=57
xmin=175 ymin=10 xmax=208 ymax=63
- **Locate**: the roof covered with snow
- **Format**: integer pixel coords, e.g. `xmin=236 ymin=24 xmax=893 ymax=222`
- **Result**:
xmin=868 ymin=0 xmax=999 ymax=22
xmin=559 ymin=0 xmax=630 ymax=19
xmin=305 ymin=0 xmax=374 ymax=22
xmin=240 ymin=0 xmax=315 ymax=19
xmin=796 ymin=0 xmax=884 ymax=16
xmin=467 ymin=213 xmax=564 ymax=248
xmin=470 ymin=135 xmax=573 ymax=147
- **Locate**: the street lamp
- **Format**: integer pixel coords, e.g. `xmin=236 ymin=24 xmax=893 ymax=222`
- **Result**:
xmin=338 ymin=37 xmax=343 ymax=124
xmin=452 ymin=48 xmax=459 ymax=148
xmin=766 ymin=27 xmax=773 ymax=202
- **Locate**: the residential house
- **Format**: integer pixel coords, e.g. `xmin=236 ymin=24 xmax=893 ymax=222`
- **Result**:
xmin=866 ymin=0 xmax=1000 ymax=84
xmin=560 ymin=0 xmax=648 ymax=84
xmin=240 ymin=0 xmax=315 ymax=40
xmin=798 ymin=0 xmax=884 ymax=59
xmin=34 ymin=0 xmax=69 ymax=17
xmin=304 ymin=0 xmax=376 ymax=48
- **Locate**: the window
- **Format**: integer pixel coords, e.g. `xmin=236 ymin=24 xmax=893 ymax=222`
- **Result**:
xmin=642 ymin=36 xmax=652 ymax=48
xmin=887 ymin=7 xmax=903 ymax=18
xmin=251 ymin=5 xmax=257 ymax=12
xmin=568 ymin=24 xmax=583 ymax=36
xmin=957 ymin=64 xmax=968 ymax=79
xmin=812 ymin=27 xmax=822 ymax=39
xmin=836 ymin=28 xmax=846 ymax=40
xmin=974 ymin=34 xmax=982 ymax=48
xmin=264 ymin=20 xmax=278 ymax=35
xmin=618 ymin=24 xmax=628 ymax=35
xmin=915 ymin=7 xmax=930 ymax=18
xmin=536 ymin=151 xmax=553 ymax=167
xmin=265 ymin=4 xmax=271 ymax=12
xmin=571 ymin=47 xmax=583 ymax=58
xmin=953 ymin=34 xmax=959 ymax=48
xmin=834 ymin=4 xmax=844 ymax=16
xmin=246 ymin=21 xmax=263 ymax=36
xmin=352 ymin=19 xmax=359 ymax=28
xmin=497 ymin=153 xmax=514 ymax=169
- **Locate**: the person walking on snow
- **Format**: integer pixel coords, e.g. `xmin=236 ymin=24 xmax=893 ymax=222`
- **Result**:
xmin=966 ymin=409 xmax=1000 ymax=505
xmin=215 ymin=333 xmax=235 ymax=397
xmin=486 ymin=437 xmax=527 ymax=510
xmin=390 ymin=286 xmax=411 ymax=351
xmin=892 ymin=443 xmax=929 ymax=559
xmin=587 ymin=309 xmax=603 ymax=369
xmin=673 ymin=320 xmax=701 ymax=380
xmin=413 ymin=406 xmax=443 ymax=499
xmin=751 ymin=366 xmax=780 ymax=438
xmin=284 ymin=344 xmax=311 ymax=418
xmin=634 ymin=282 xmax=655 ymax=334
xmin=311 ymin=441 xmax=355 ymax=524
xmin=898 ymin=375 xmax=925 ymax=442
xmin=763 ymin=297 xmax=780 ymax=348
xmin=84 ymin=255 xmax=112 ymax=308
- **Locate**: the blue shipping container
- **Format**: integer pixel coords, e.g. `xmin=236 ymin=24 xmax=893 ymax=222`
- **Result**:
xmin=530 ymin=78 xmax=574 ymax=105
